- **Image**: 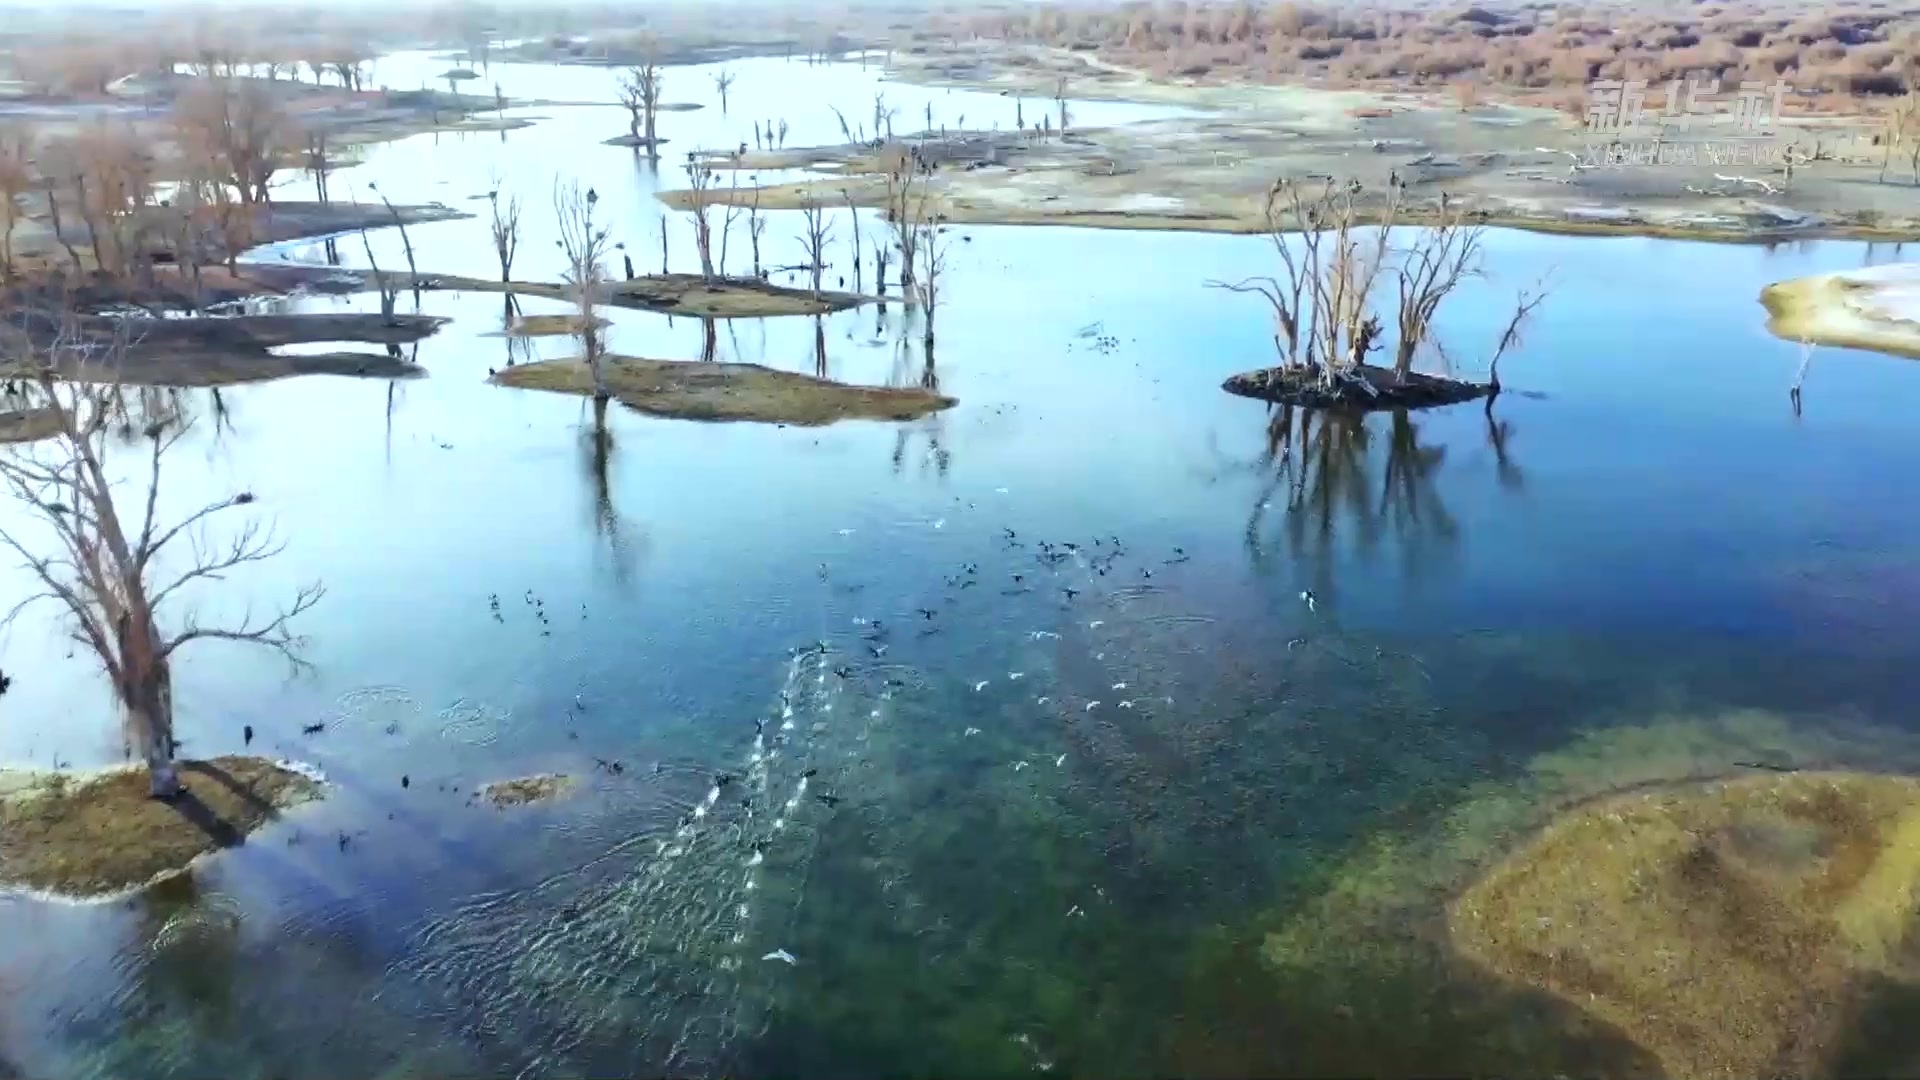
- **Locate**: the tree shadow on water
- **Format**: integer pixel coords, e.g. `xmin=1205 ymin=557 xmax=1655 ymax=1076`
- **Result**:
xmin=1233 ymin=401 xmax=1523 ymax=606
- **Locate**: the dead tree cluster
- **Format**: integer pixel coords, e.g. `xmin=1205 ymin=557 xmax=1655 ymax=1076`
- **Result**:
xmin=1208 ymin=177 xmax=1547 ymax=407
xmin=619 ymin=59 xmax=665 ymax=156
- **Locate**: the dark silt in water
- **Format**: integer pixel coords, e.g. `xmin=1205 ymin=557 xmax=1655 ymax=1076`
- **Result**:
xmin=8 ymin=49 xmax=1920 ymax=1079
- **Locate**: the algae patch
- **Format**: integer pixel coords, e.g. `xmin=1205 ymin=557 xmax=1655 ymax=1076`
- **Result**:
xmin=479 ymin=773 xmax=576 ymax=807
xmin=1450 ymin=770 xmax=1920 ymax=1080
xmin=491 ymin=357 xmax=954 ymax=426
xmin=0 ymin=756 xmax=324 ymax=898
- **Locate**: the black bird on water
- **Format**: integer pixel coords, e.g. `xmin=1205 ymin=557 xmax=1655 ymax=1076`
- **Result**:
xmin=815 ymin=793 xmax=841 ymax=807
xmin=401 ymin=775 xmax=410 ymax=789
xmin=302 ymin=722 xmax=326 ymax=736
xmin=801 ymin=767 xmax=819 ymax=778
xmin=833 ymin=664 xmax=854 ymax=679
xmin=917 ymin=608 xmax=938 ymax=620
xmin=0 ymin=668 xmax=12 ymax=697
xmin=243 ymin=724 xmax=254 ymax=746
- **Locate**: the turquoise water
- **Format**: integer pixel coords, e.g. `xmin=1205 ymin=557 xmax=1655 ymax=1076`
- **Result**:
xmin=5 ymin=52 xmax=1920 ymax=1078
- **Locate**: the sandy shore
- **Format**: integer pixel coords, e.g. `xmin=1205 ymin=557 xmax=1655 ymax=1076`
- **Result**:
xmin=660 ymin=41 xmax=1920 ymax=245
xmin=1762 ymin=263 xmax=1920 ymax=359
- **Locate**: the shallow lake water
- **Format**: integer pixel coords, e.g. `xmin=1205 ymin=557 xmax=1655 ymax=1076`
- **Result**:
xmin=6 ymin=51 xmax=1920 ymax=1079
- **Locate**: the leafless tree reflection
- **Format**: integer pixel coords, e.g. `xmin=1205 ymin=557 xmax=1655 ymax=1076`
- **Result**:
xmin=583 ymin=397 xmax=641 ymax=586
xmin=1243 ymin=404 xmax=1473 ymax=604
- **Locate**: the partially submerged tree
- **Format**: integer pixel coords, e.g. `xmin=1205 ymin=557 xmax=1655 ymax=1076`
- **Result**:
xmin=619 ymin=59 xmax=664 ymax=156
xmin=883 ymin=148 xmax=934 ymax=293
xmin=488 ymin=182 xmax=521 ymax=283
xmin=554 ymin=181 xmax=611 ymax=401
xmin=0 ymin=319 xmax=323 ymax=798
xmin=685 ymin=156 xmax=718 ymax=281
xmin=713 ymin=70 xmax=735 ymax=114
xmin=797 ymin=196 xmax=834 ymax=297
xmin=843 ymin=188 xmax=864 ymax=293
xmin=914 ymin=215 xmax=948 ymax=349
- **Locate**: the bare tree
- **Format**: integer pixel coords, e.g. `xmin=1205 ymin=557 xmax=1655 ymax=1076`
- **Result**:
xmin=844 ymin=188 xmax=863 ymax=292
xmin=797 ymin=197 xmax=834 ymax=297
xmin=488 ymin=182 xmax=521 ymax=283
xmin=0 ymin=126 xmax=35 ymax=282
xmin=747 ymin=184 xmax=766 ymax=277
xmin=713 ymin=70 xmax=735 ymax=114
xmin=354 ymin=217 xmax=399 ymax=325
xmin=619 ymin=59 xmax=664 ymax=156
xmin=685 ymin=156 xmax=717 ymax=280
xmin=1486 ymin=282 xmax=1548 ymax=396
xmin=1207 ymin=178 xmax=1393 ymax=394
xmin=1880 ymin=92 xmax=1919 ymax=185
xmin=1392 ymin=194 xmax=1484 ymax=378
xmin=717 ymin=172 xmax=743 ymax=277
xmin=0 ymin=320 xmax=323 ymax=798
xmin=554 ymin=181 xmax=611 ymax=401
xmin=303 ymin=128 xmax=332 ymax=206
xmin=172 ymin=77 xmax=290 ymax=207
xmin=884 ymin=149 xmax=932 ymax=293
xmin=69 ymin=122 xmax=160 ymax=283
xmin=915 ymin=215 xmax=948 ymax=349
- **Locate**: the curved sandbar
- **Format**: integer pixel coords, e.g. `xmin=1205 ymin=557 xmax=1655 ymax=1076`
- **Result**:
xmin=1450 ymin=770 xmax=1920 ymax=1080
xmin=492 ymin=357 xmax=955 ymax=425
xmin=0 ymin=756 xmax=324 ymax=899
xmin=1762 ymin=263 xmax=1920 ymax=359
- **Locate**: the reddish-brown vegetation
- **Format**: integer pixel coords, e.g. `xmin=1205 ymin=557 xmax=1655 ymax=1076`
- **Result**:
xmin=952 ymin=0 xmax=1920 ymax=109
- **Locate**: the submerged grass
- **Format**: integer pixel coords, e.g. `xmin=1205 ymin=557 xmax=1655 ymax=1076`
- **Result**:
xmin=492 ymin=357 xmax=955 ymax=426
xmin=1451 ymin=771 xmax=1920 ymax=1080
xmin=0 ymin=756 xmax=323 ymax=898
xmin=1176 ymin=709 xmax=1920 ymax=1077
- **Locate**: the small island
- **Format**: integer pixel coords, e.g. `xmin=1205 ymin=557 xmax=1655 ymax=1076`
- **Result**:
xmin=479 ymin=773 xmax=577 ymax=807
xmin=492 ymin=357 xmax=956 ymax=425
xmin=0 ymin=757 xmax=324 ymax=899
xmin=1762 ymin=264 xmax=1920 ymax=359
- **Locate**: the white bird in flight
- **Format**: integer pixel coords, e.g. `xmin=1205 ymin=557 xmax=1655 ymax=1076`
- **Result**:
xmin=762 ymin=949 xmax=797 ymax=964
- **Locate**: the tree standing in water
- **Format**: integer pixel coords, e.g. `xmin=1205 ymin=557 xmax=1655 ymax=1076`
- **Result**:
xmin=555 ymin=181 xmax=611 ymax=402
xmin=619 ymin=57 xmax=664 ymax=158
xmin=0 ymin=319 xmax=323 ymax=799
xmin=713 ymin=70 xmax=735 ymax=114
xmin=797 ymin=196 xmax=833 ymax=298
